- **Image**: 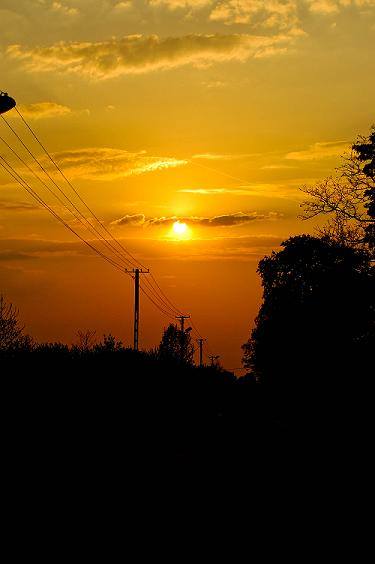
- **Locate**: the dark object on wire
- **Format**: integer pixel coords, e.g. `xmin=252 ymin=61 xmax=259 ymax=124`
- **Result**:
xmin=0 ymin=92 xmax=16 ymax=115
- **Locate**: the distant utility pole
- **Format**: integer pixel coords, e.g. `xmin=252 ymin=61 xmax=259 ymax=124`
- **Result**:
xmin=176 ymin=315 xmax=190 ymax=362
xmin=125 ymin=268 xmax=149 ymax=351
xmin=196 ymin=338 xmax=206 ymax=368
xmin=209 ymin=355 xmax=220 ymax=367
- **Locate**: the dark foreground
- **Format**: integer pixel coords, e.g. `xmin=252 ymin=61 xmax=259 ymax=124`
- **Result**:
xmin=1 ymin=352 xmax=372 ymax=536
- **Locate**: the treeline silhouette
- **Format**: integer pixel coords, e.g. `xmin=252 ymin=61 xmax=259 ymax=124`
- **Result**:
xmin=0 ymin=328 xmax=264 ymax=465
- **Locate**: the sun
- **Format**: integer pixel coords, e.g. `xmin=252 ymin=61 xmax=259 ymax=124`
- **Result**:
xmin=173 ymin=221 xmax=187 ymax=235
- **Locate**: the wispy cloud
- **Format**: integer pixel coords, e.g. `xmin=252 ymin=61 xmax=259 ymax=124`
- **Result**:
xmin=285 ymin=140 xmax=350 ymax=161
xmin=110 ymin=214 xmax=146 ymax=227
xmin=111 ymin=211 xmax=283 ymax=228
xmin=178 ymin=188 xmax=253 ymax=195
xmin=192 ymin=153 xmax=242 ymax=160
xmin=15 ymin=102 xmax=72 ymax=119
xmin=50 ymin=1 xmax=79 ymax=17
xmin=305 ymin=0 xmax=375 ymax=16
xmin=306 ymin=0 xmax=340 ymax=15
xmin=149 ymin=0 xmax=211 ymax=9
xmin=0 ymin=250 xmax=35 ymax=261
xmin=261 ymin=164 xmax=296 ymax=170
xmin=150 ymin=212 xmax=267 ymax=227
xmin=201 ymin=80 xmax=226 ymax=89
xmin=113 ymin=1 xmax=133 ymax=11
xmin=178 ymin=184 xmax=297 ymax=199
xmin=48 ymin=147 xmax=188 ymax=180
xmin=209 ymin=0 xmax=302 ymax=32
xmin=6 ymin=32 xmax=300 ymax=78
xmin=0 ymin=199 xmax=39 ymax=211
xmin=0 ymin=237 xmax=88 ymax=259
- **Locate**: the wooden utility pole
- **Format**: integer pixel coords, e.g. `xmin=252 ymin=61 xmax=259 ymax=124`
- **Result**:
xmin=125 ymin=268 xmax=149 ymax=351
xmin=176 ymin=315 xmax=190 ymax=362
xmin=196 ymin=338 xmax=206 ymax=368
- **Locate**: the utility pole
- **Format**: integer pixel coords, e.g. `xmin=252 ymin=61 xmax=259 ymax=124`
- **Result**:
xmin=209 ymin=355 xmax=220 ymax=367
xmin=196 ymin=338 xmax=206 ymax=368
xmin=176 ymin=315 xmax=190 ymax=362
xmin=125 ymin=268 xmax=149 ymax=351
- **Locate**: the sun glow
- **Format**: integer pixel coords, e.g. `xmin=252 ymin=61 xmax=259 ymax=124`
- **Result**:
xmin=173 ymin=221 xmax=187 ymax=235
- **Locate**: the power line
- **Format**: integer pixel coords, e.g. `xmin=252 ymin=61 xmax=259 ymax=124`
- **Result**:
xmin=1 ymin=112 xmax=184 ymax=314
xmin=0 ymin=154 xmax=129 ymax=273
xmin=0 ymin=101 xmax=217 ymax=358
xmin=15 ymin=107 xmax=147 ymax=271
xmin=1 ymin=115 xmax=136 ymax=270
xmin=139 ymin=284 xmax=177 ymax=320
xmin=149 ymin=272 xmax=184 ymax=316
xmin=5 ymin=109 xmax=188 ymax=317
xmin=0 ymin=129 xmax=136 ymax=269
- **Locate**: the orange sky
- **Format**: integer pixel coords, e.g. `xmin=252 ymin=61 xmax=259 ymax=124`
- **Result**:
xmin=0 ymin=1 xmax=374 ymax=370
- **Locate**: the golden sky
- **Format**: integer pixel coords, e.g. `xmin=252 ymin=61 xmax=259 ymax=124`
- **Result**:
xmin=0 ymin=0 xmax=374 ymax=370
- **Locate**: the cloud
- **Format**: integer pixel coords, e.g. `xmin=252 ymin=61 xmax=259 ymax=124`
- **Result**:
xmin=305 ymin=0 xmax=375 ymax=15
xmin=6 ymin=32 xmax=300 ymax=78
xmin=0 ymin=237 xmax=87 ymax=259
xmin=192 ymin=153 xmax=240 ymax=160
xmin=305 ymin=0 xmax=340 ymax=14
xmin=111 ymin=211 xmax=282 ymax=228
xmin=210 ymin=0 xmax=259 ymax=24
xmin=110 ymin=213 xmax=146 ymax=226
xmin=199 ymin=212 xmax=266 ymax=226
xmin=201 ymin=80 xmax=226 ymax=88
xmin=0 ymin=250 xmax=35 ymax=261
xmin=15 ymin=102 xmax=72 ymax=119
xmin=47 ymin=148 xmax=188 ymax=180
xmin=209 ymin=0 xmax=302 ymax=32
xmin=0 ymin=199 xmax=39 ymax=211
xmin=113 ymin=1 xmax=132 ymax=10
xmin=178 ymin=188 xmax=253 ymax=195
xmin=149 ymin=0 xmax=211 ymax=9
xmin=261 ymin=164 xmax=296 ymax=169
xmin=50 ymin=1 xmax=79 ymax=16
xmin=285 ymin=140 xmax=350 ymax=161
xmin=178 ymin=184 xmax=298 ymax=199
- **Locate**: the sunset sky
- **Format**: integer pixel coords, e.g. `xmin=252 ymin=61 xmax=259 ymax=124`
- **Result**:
xmin=0 ymin=0 xmax=374 ymax=370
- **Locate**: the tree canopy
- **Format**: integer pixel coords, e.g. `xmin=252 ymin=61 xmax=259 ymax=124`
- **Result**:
xmin=158 ymin=323 xmax=195 ymax=365
xmin=242 ymin=235 xmax=374 ymax=387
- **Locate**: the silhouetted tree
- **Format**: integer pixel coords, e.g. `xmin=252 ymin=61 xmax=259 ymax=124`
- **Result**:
xmin=242 ymin=235 xmax=375 ymax=387
xmin=353 ymin=126 xmax=375 ymax=244
xmin=0 ymin=294 xmax=32 ymax=351
xmin=301 ymin=125 xmax=375 ymax=249
xmin=94 ymin=333 xmax=124 ymax=353
xmin=75 ymin=329 xmax=97 ymax=353
xmin=158 ymin=323 xmax=194 ymax=365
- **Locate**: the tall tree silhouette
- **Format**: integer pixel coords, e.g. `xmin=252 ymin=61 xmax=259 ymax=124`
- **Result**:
xmin=242 ymin=236 xmax=374 ymax=386
xmin=301 ymin=125 xmax=375 ymax=249
xmin=158 ymin=323 xmax=194 ymax=365
xmin=352 ymin=126 xmax=375 ymax=245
